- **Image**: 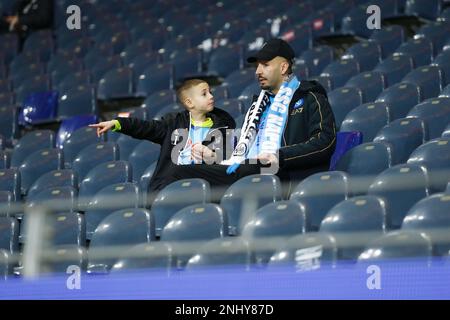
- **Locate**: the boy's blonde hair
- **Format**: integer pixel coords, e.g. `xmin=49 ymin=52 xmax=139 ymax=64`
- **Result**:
xmin=176 ymin=79 xmax=208 ymax=108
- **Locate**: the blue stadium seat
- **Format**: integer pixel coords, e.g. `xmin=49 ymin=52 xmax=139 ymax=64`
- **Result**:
xmin=320 ymin=195 xmax=388 ymax=260
xmin=141 ymin=89 xmax=177 ymax=118
xmin=215 ymin=99 xmax=244 ymax=119
xmin=342 ymin=41 xmax=382 ymax=72
xmin=402 ymin=66 xmax=444 ymax=101
xmin=408 ymin=137 xmax=450 ymax=193
xmin=120 ymin=40 xmax=153 ymax=65
xmin=280 ymin=23 xmax=313 ymax=56
xmin=407 ymin=97 xmax=450 ymax=140
xmin=311 ymin=75 xmax=333 ymax=92
xmin=327 ymin=87 xmax=363 ymax=129
xmin=127 ymin=51 xmax=163 ymax=86
xmin=376 ymin=82 xmax=421 ymax=120
xmin=185 ymin=237 xmax=251 ymax=271
xmin=152 ymin=103 xmax=184 ymax=120
xmin=0 ymin=169 xmax=20 ymax=202
xmin=308 ymin=9 xmax=335 ymax=38
xmin=10 ymin=130 xmax=55 ymax=168
xmin=341 ymin=5 xmax=374 ymax=38
xmin=72 ymin=142 xmax=120 ymax=184
xmin=0 ymin=191 xmax=12 ymax=217
xmin=402 ymin=193 xmax=450 ymax=256
xmin=321 ymin=59 xmax=360 ymax=90
xmin=329 ymin=131 xmax=363 ymax=171
xmin=159 ymin=36 xmax=192 ymax=61
xmin=19 ymin=149 xmax=64 ymax=196
xmin=395 ymin=38 xmax=434 ymax=68
xmin=47 ymin=246 xmax=87 ymax=274
xmin=238 ymin=82 xmax=260 ymax=109
xmin=221 ymin=174 xmax=282 ymax=236
xmin=340 ymin=102 xmax=391 ymax=143
xmin=416 ymin=21 xmax=450 ymax=55
xmin=169 ymin=48 xmax=203 ymax=81
xmin=116 ymin=135 xmax=141 ymax=162
xmin=90 ymin=55 xmax=123 ymax=83
xmin=221 ymin=69 xmax=255 ymax=98
xmin=211 ymin=86 xmax=229 ymax=101
xmin=433 ymin=50 xmax=450 ymax=86
xmin=297 ymin=45 xmax=334 ymax=77
xmin=27 ymin=169 xmax=77 ymax=200
xmin=0 ymin=249 xmax=12 ymax=279
xmin=128 ymin=141 xmax=160 ymax=182
xmin=368 ymin=164 xmax=430 ymax=229
xmin=11 ymin=64 xmax=46 ymax=90
xmin=0 ymin=217 xmax=19 ymax=254
xmin=139 ymin=161 xmax=157 ymax=207
xmin=207 ymin=44 xmax=244 ymax=78
xmin=443 ymin=123 xmax=450 ymax=137
xmin=97 ymin=67 xmax=134 ymax=100
xmin=358 ymin=230 xmax=432 ymax=263
xmin=151 ymin=179 xmax=211 ymax=237
xmin=0 ymin=79 xmax=12 ymax=93
xmin=405 ymin=0 xmax=443 ymax=20
xmin=335 ymin=142 xmax=394 ymax=194
xmin=0 ymin=106 xmax=19 ymax=146
xmin=135 ymin=63 xmax=175 ymax=97
xmin=14 ymin=74 xmax=51 ymax=105
xmin=374 ymin=117 xmax=427 ymax=164
xmin=0 ymin=93 xmax=15 ymax=106
xmin=345 ymin=71 xmax=386 ymax=103
xmin=58 ymin=85 xmax=98 ymax=120
xmin=373 ymin=53 xmax=414 ymax=88
xmin=49 ymin=59 xmax=83 ymax=85
xmin=62 ymin=126 xmax=104 ymax=168
xmin=85 ymin=183 xmax=140 ymax=240
xmin=268 ymin=233 xmax=338 ymax=270
xmin=442 ymin=84 xmax=450 ymax=98
xmin=369 ymin=25 xmax=406 ymax=58
xmin=57 ymin=70 xmax=92 ymax=94
xmin=87 ymin=208 xmax=155 ymax=274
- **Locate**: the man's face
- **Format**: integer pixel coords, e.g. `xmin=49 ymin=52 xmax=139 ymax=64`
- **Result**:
xmin=255 ymin=57 xmax=288 ymax=92
xmin=186 ymin=83 xmax=215 ymax=113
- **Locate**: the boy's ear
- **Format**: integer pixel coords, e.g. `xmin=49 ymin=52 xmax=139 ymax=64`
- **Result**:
xmin=184 ymin=97 xmax=194 ymax=110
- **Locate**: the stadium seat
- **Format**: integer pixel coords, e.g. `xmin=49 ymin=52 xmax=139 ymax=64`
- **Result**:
xmin=26 ymin=186 xmax=77 ymax=214
xmin=297 ymin=46 xmax=334 ymax=77
xmin=186 ymin=237 xmax=251 ymax=271
xmin=280 ymin=23 xmax=313 ymax=56
xmin=341 ymin=102 xmax=390 ymax=143
xmin=116 ymin=107 xmax=148 ymax=121
xmin=358 ymin=230 xmax=432 ymax=264
xmin=342 ymin=41 xmax=382 ymax=72
xmin=128 ymin=141 xmax=160 ymax=182
xmin=127 ymin=51 xmax=163 ymax=86
xmin=139 ymin=161 xmax=157 ymax=207
xmin=443 ymin=123 xmax=450 ymax=137
xmin=141 ymin=89 xmax=177 ymax=118
xmin=268 ymin=233 xmax=338 ymax=271
xmin=402 ymin=66 xmax=444 ymax=101
xmin=374 ymin=53 xmax=414 ymax=88
xmin=211 ymin=86 xmax=229 ymax=101
xmin=329 ymin=131 xmax=363 ymax=171
xmin=151 ymin=179 xmax=211 ymax=237
xmin=27 ymin=169 xmax=78 ymax=199
xmin=207 ymin=44 xmax=244 ymax=78
xmin=433 ymin=50 xmax=450 ymax=86
xmin=238 ymin=82 xmax=260 ymax=109
xmin=0 ymin=169 xmax=21 ymax=202
xmin=345 ymin=71 xmax=386 ymax=103
xmin=14 ymin=74 xmax=51 ymax=105
xmin=58 ymin=85 xmax=98 ymax=120
xmin=335 ymin=142 xmax=394 ymax=194
xmin=311 ymin=75 xmax=333 ymax=92
xmin=87 ymin=208 xmax=155 ymax=274
xmin=47 ymin=246 xmax=87 ymax=274
xmin=135 ymin=63 xmax=175 ymax=97
xmin=405 ymin=0 xmax=443 ymax=20
xmin=407 ymin=97 xmax=450 ymax=139
xmin=341 ymin=5 xmax=374 ymax=38
xmin=395 ymin=38 xmax=434 ymax=68
xmin=49 ymin=59 xmax=83 ymax=85
xmin=169 ymin=48 xmax=203 ymax=82
xmin=90 ymin=55 xmax=123 ymax=83
xmin=10 ymin=130 xmax=55 ymax=168
xmin=0 ymin=217 xmax=19 ymax=254
xmin=221 ymin=69 xmax=256 ymax=98
xmin=0 ymin=93 xmax=15 ymax=107
xmin=376 ymin=82 xmax=421 ymax=120
xmin=72 ymin=142 xmax=120 ymax=184
xmin=0 ymin=106 xmax=19 ymax=146
xmin=327 ymin=87 xmax=363 ymax=129
xmin=215 ymin=99 xmax=244 ymax=119
xmin=0 ymin=249 xmax=12 ymax=279
xmin=115 ymin=135 xmax=141 ymax=162
xmin=62 ymin=126 xmax=104 ymax=168
xmin=407 ymin=137 xmax=450 ymax=193
xmin=0 ymin=190 xmax=12 ymax=217
xmin=442 ymin=84 xmax=450 ymax=98
xmin=57 ymin=70 xmax=92 ymax=94
xmin=321 ymin=59 xmax=360 ymax=89
xmin=416 ymin=21 xmax=450 ymax=55
xmin=19 ymin=149 xmax=64 ymax=196
xmin=97 ymin=67 xmax=134 ymax=100
xmin=369 ymin=25 xmax=406 ymax=58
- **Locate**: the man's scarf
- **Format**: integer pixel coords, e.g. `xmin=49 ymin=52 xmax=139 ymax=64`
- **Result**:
xmin=223 ymin=75 xmax=301 ymax=173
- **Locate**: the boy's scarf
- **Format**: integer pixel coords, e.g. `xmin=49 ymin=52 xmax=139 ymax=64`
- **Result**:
xmin=223 ymin=75 xmax=301 ymax=173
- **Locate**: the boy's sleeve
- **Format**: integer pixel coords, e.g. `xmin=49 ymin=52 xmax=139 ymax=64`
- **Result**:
xmin=114 ymin=116 xmax=173 ymax=145
xmin=278 ymin=92 xmax=337 ymax=169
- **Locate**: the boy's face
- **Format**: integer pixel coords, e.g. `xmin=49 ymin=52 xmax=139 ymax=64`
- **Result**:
xmin=185 ymin=83 xmax=214 ymax=113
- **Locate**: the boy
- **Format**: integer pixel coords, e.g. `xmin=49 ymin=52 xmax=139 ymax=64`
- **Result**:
xmin=89 ymin=79 xmax=236 ymax=196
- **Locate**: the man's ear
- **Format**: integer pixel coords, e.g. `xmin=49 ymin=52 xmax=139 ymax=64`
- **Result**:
xmin=280 ymin=60 xmax=289 ymax=76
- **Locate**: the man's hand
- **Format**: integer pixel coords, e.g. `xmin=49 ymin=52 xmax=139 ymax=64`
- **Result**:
xmin=257 ymin=153 xmax=279 ymax=166
xmin=88 ymin=121 xmax=116 ymax=137
xmin=192 ymin=143 xmax=216 ymax=164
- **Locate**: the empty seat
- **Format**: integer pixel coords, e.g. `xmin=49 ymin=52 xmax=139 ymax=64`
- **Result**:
xmin=0 ymin=249 xmax=12 ymax=279
xmin=280 ymin=23 xmax=313 ymax=56
xmin=215 ymin=99 xmax=244 ymax=119
xmin=342 ymin=41 xmax=382 ymax=72
xmin=211 ymin=86 xmax=229 ymax=101
xmin=335 ymin=142 xmax=394 ymax=194
xmin=405 ymin=0 xmax=442 ymax=20
xmin=327 ymin=87 xmax=363 ymax=129
xmin=376 ymin=82 xmax=421 ymax=120
xmin=135 ymin=63 xmax=175 ymax=97
xmin=57 ymin=71 xmax=92 ymax=96
xmin=0 ymin=150 xmax=10 ymax=170
xmin=341 ymin=5 xmax=374 ymax=38
xmin=402 ymin=66 xmax=444 ymax=101
xmin=221 ymin=69 xmax=255 ymax=98
xmin=374 ymin=53 xmax=414 ymax=87
xmin=442 ymin=84 xmax=450 ymax=98
xmin=0 ymin=169 xmax=21 ymax=202
xmin=51 ymin=212 xmax=86 ymax=247
xmin=433 ymin=50 xmax=450 ymax=86
xmin=170 ymin=48 xmax=203 ymax=82
xmin=58 ymin=85 xmax=98 ymax=119
xmin=407 ymin=97 xmax=450 ymax=139
xmin=47 ymin=246 xmax=87 ymax=274
xmin=297 ymin=46 xmax=334 ymax=77
xmin=90 ymin=55 xmax=122 ymax=83
xmin=128 ymin=141 xmax=160 ymax=182
xmin=369 ymin=25 xmax=405 ymax=58
xmin=416 ymin=21 xmax=450 ymax=55
xmin=0 ymin=191 xmax=13 ymax=217
xmin=26 ymin=185 xmax=77 ymax=214
xmin=138 ymin=161 xmax=157 ymax=207
xmin=10 ymin=130 xmax=55 ymax=168
xmin=345 ymin=71 xmax=386 ymax=103
xmin=341 ymin=102 xmax=390 ymax=143
xmin=395 ymin=38 xmax=434 ymax=67
xmin=62 ymin=126 xmax=104 ymax=168
xmin=141 ymin=89 xmax=177 ymax=118
xmin=207 ymin=44 xmax=244 ymax=78
xmin=220 ymin=174 xmax=282 ymax=236
xmin=0 ymin=217 xmax=19 ymax=254
xmin=151 ymin=179 xmax=211 ymax=237
xmin=0 ymin=106 xmax=19 ymax=146
xmin=97 ymin=67 xmax=134 ymax=100
xmin=72 ymin=142 xmax=119 ymax=184
xmin=374 ymin=117 xmax=427 ymax=164
xmin=321 ymin=59 xmax=360 ymax=89
xmin=443 ymin=123 xmax=450 ymax=138
xmin=408 ymin=137 xmax=450 ymax=193
xmin=87 ymin=208 xmax=155 ymax=274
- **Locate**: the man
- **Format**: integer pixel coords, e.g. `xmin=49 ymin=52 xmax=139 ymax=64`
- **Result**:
xmin=171 ymin=38 xmax=337 ymax=197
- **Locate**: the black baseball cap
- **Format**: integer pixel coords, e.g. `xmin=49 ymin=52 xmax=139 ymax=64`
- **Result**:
xmin=247 ymin=38 xmax=296 ymax=63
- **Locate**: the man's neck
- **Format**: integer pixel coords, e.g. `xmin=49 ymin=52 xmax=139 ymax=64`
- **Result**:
xmin=270 ymin=74 xmax=291 ymax=95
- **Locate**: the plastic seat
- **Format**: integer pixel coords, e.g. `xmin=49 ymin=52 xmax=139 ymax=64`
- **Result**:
xmin=238 ymin=82 xmax=260 ymax=109
xmin=128 ymin=141 xmax=160 ymax=182
xmin=433 ymin=50 xmax=450 ymax=86
xmin=47 ymin=246 xmax=87 ymax=274
xmin=220 ymin=174 xmax=282 ymax=236
xmin=345 ymin=71 xmax=386 ymax=103
xmin=127 ymin=51 xmax=163 ymax=85
xmin=151 ymin=179 xmax=211 ymax=237
xmin=0 ymin=169 xmax=20 ymax=202
xmin=58 ymin=85 xmax=98 ymax=119
xmin=49 ymin=59 xmax=83 ymax=85
xmin=443 ymin=123 xmax=450 ymax=138
xmin=321 ymin=59 xmax=360 ymax=89
xmin=72 ymin=142 xmax=120 ymax=184
xmin=416 ymin=21 xmax=450 ymax=55
xmin=374 ymin=117 xmax=427 ymax=164
xmin=215 ymin=99 xmax=244 ymax=119
xmin=10 ymin=130 xmax=54 ymax=168
xmin=14 ymin=74 xmax=51 ymax=105
xmin=320 ymin=195 xmax=388 ymax=260
xmin=57 ymin=70 xmax=92 ymax=94
xmin=0 ymin=249 xmax=12 ymax=279
xmin=327 ymin=87 xmax=363 ymax=129
xmin=442 ymin=84 xmax=450 ymax=98
xmin=376 ymin=82 xmax=421 ymax=120
xmin=368 ymin=164 xmax=430 ymax=229
xmin=97 ymin=67 xmax=134 ymax=100
xmin=373 ymin=53 xmax=414 ymax=87
xmin=395 ymin=38 xmax=434 ymax=68
xmin=335 ymin=142 xmax=394 ymax=194
xmin=207 ymin=44 xmax=244 ymax=78
xmin=341 ymin=5 xmax=374 ymax=38
xmin=407 ymin=137 xmax=450 ymax=193
xmin=342 ymin=41 xmax=382 ymax=72
xmin=280 ymin=23 xmax=313 ymax=56
xmin=19 ymin=149 xmax=64 ymax=196
xmin=62 ymin=126 xmax=103 ymax=168
xmin=340 ymin=102 xmax=390 ymax=143
xmin=27 ymin=169 xmax=77 ymax=200
xmin=141 ymin=89 xmax=177 ymax=118
xmin=297 ymin=45 xmax=334 ymax=77
xmin=87 ymin=208 xmax=155 ymax=274
xmin=139 ymin=161 xmax=157 ymax=207
xmin=405 ymin=0 xmax=442 ymax=20
xmin=221 ymin=69 xmax=256 ymax=98
xmin=407 ymin=97 xmax=450 ymax=140
xmin=0 ymin=106 xmax=19 ymax=146
xmin=369 ymin=25 xmax=406 ymax=58
xmin=0 ymin=217 xmax=19 ymax=254
xmin=169 ymin=48 xmax=203 ymax=82
xmin=402 ymin=193 xmax=450 ymax=256
xmin=402 ymin=66 xmax=444 ymax=101
xmin=90 ymin=55 xmax=122 ymax=83
xmin=329 ymin=131 xmax=363 ymax=171
xmin=135 ymin=63 xmax=175 ymax=97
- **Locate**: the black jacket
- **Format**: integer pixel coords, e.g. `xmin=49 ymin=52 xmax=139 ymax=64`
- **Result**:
xmin=13 ymin=0 xmax=53 ymax=31
xmin=250 ymin=80 xmax=336 ymax=172
xmin=115 ymin=108 xmax=236 ymax=191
